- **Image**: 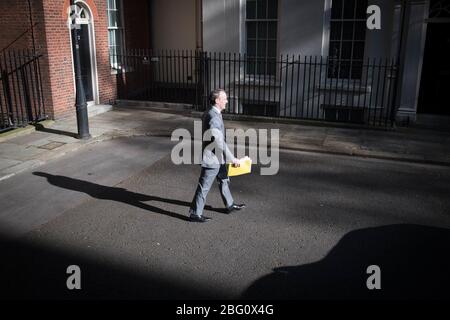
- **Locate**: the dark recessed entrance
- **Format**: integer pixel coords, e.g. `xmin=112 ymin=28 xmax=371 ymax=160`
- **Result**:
xmin=70 ymin=3 xmax=95 ymax=103
xmin=72 ymin=24 xmax=93 ymax=102
xmin=418 ymin=1 xmax=450 ymax=115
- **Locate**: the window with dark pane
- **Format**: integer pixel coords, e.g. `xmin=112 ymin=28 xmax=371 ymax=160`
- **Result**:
xmin=107 ymin=0 xmax=125 ymax=69
xmin=246 ymin=0 xmax=278 ymax=76
xmin=328 ymin=0 xmax=367 ymax=79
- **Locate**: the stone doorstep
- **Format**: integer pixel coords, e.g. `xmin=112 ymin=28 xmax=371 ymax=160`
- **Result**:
xmin=88 ymin=104 xmax=113 ymax=117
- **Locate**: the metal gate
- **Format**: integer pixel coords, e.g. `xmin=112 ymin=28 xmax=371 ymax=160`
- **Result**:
xmin=0 ymin=49 xmax=46 ymax=132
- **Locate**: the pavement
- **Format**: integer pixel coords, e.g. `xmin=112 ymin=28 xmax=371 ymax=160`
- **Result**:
xmin=1 ymin=104 xmax=450 ymax=182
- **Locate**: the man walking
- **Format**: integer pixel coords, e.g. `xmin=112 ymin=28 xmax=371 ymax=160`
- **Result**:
xmin=189 ymin=89 xmax=246 ymax=222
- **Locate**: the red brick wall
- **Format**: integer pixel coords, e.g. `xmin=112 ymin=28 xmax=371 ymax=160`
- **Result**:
xmin=39 ymin=0 xmax=74 ymax=120
xmin=0 ymin=0 xmax=50 ymax=122
xmin=0 ymin=0 xmax=46 ymax=52
xmin=0 ymin=0 xmax=118 ymax=121
xmin=93 ymin=0 xmax=117 ymax=107
xmin=44 ymin=0 xmax=117 ymax=120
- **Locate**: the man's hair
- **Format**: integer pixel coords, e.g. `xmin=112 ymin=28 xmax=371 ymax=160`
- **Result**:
xmin=209 ymin=89 xmax=225 ymax=106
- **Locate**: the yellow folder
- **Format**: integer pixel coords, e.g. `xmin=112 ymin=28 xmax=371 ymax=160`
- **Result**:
xmin=227 ymin=156 xmax=252 ymax=177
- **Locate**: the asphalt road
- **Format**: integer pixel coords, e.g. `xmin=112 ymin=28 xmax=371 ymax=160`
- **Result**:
xmin=1 ymin=135 xmax=450 ymax=299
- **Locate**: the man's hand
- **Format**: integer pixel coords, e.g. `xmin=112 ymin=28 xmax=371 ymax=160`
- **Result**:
xmin=232 ymin=158 xmax=241 ymax=167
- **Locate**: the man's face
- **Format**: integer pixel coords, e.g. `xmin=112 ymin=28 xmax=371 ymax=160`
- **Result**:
xmin=215 ymin=91 xmax=228 ymax=111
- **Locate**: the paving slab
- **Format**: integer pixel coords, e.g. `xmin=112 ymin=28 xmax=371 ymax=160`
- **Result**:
xmin=0 ymin=143 xmax=48 ymax=161
xmin=4 ymin=131 xmax=54 ymax=145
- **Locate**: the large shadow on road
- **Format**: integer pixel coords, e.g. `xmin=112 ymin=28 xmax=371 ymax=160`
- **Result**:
xmin=2 ymin=223 xmax=449 ymax=299
xmin=32 ymin=172 xmax=226 ymax=222
xmin=242 ymin=224 xmax=450 ymax=300
xmin=0 ymin=233 xmax=225 ymax=299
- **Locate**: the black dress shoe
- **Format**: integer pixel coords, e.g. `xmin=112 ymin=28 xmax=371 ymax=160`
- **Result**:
xmin=189 ymin=215 xmax=212 ymax=223
xmin=226 ymin=203 xmax=246 ymax=213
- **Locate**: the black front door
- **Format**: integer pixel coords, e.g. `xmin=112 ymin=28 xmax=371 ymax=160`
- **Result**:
xmin=72 ymin=24 xmax=93 ymax=102
xmin=418 ymin=22 xmax=450 ymax=115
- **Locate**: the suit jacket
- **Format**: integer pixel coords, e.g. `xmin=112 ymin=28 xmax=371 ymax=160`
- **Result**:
xmin=201 ymin=106 xmax=235 ymax=168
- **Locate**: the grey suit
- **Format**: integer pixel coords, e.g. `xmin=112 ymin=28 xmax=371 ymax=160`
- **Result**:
xmin=189 ymin=106 xmax=235 ymax=217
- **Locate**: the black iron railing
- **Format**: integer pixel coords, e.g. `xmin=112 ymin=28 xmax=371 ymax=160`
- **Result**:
xmin=113 ymin=49 xmax=202 ymax=106
xmin=112 ymin=49 xmax=398 ymax=127
xmin=0 ymin=49 xmax=46 ymax=132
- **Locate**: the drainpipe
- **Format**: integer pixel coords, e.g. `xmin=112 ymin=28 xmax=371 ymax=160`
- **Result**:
xmin=195 ymin=0 xmax=203 ymax=51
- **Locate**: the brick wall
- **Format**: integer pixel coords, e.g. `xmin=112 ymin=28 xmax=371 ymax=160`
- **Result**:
xmin=0 ymin=0 xmax=50 ymax=124
xmin=0 ymin=0 xmax=45 ymax=51
xmin=0 ymin=0 xmax=118 ymax=121
xmin=44 ymin=0 xmax=117 ymax=120
xmin=39 ymin=0 xmax=74 ymax=120
xmin=93 ymin=0 xmax=117 ymax=107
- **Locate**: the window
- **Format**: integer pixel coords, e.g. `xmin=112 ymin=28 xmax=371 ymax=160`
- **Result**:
xmin=107 ymin=0 xmax=125 ymax=69
xmin=246 ymin=0 xmax=278 ymax=76
xmin=328 ymin=0 xmax=367 ymax=79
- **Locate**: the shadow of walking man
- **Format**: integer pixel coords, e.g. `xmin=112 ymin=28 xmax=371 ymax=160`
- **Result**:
xmin=33 ymin=171 xmax=203 ymax=221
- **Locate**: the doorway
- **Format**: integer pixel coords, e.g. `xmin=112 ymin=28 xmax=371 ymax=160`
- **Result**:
xmin=69 ymin=1 xmax=98 ymax=105
xmin=418 ymin=3 xmax=450 ymax=115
